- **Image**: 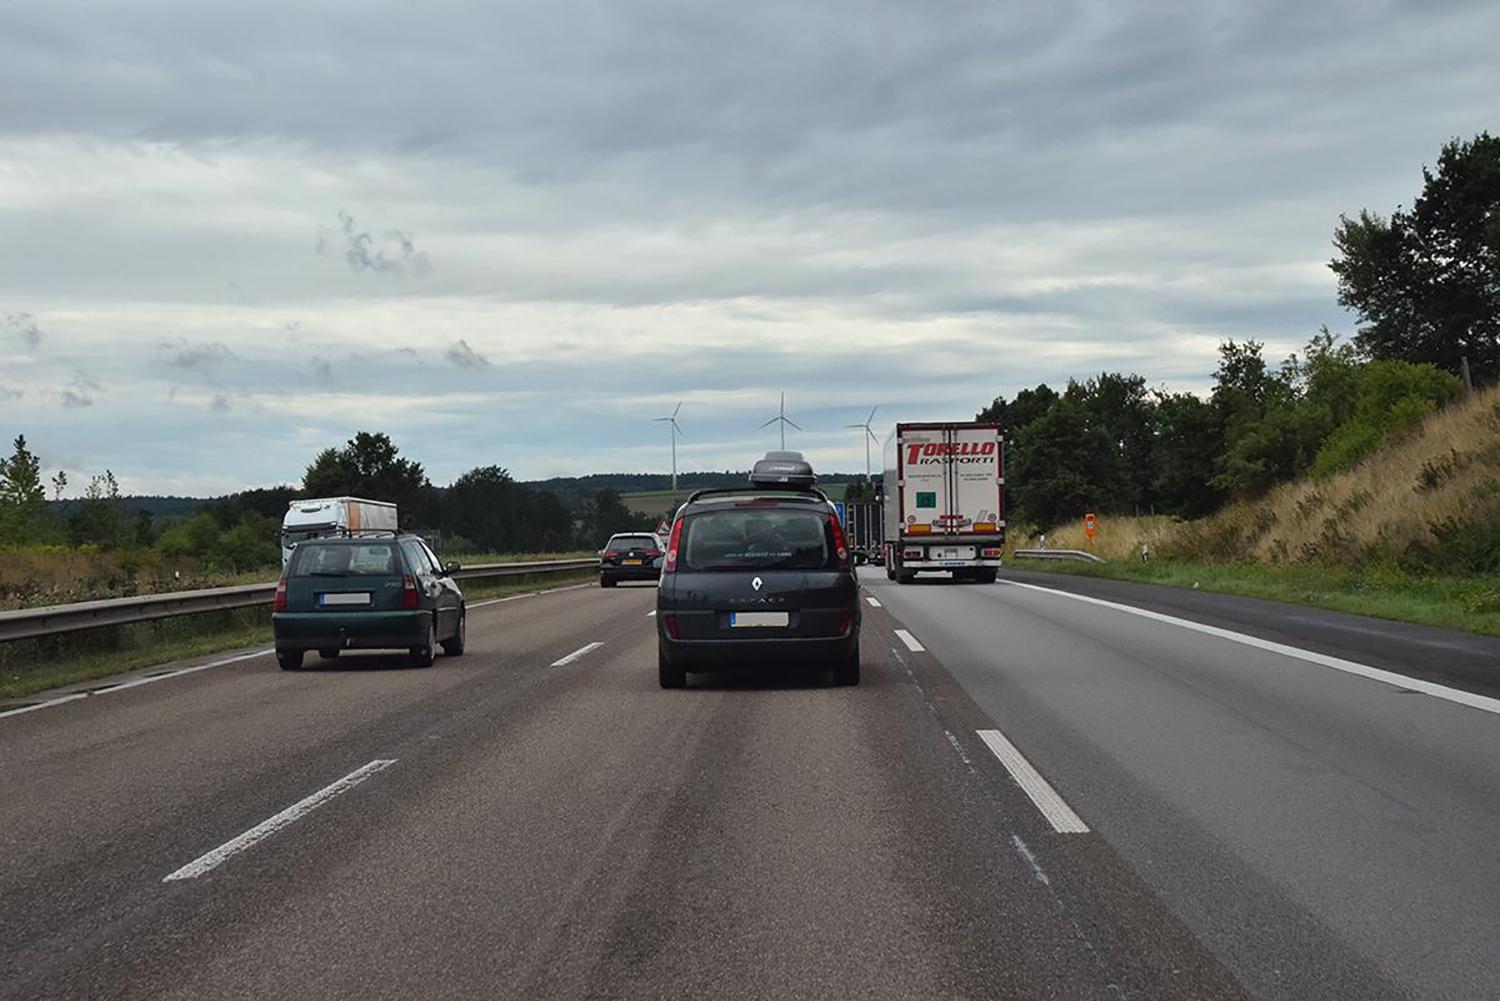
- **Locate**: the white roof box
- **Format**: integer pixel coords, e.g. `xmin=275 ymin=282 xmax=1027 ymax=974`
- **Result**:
xmin=749 ymin=451 xmax=817 ymax=488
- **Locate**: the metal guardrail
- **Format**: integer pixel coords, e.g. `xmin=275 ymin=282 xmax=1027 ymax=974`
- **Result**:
xmin=0 ymin=559 xmax=600 ymax=643
xmin=1011 ymin=548 xmax=1106 ymax=564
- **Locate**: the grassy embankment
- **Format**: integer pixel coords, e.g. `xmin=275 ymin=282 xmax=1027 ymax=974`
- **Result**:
xmin=0 ymin=551 xmax=597 ymax=701
xmin=1009 ymin=386 xmax=1500 ymax=637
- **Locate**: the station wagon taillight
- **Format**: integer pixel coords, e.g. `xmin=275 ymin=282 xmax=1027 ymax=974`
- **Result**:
xmin=273 ymin=578 xmax=288 ymax=612
xmin=663 ymin=519 xmax=684 ymax=573
xmin=401 ymin=575 xmax=420 ymax=610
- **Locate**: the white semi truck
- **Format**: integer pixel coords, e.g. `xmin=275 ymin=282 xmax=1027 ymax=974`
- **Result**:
xmin=280 ymin=497 xmax=399 ymax=566
xmin=882 ymin=422 xmax=1005 ymax=583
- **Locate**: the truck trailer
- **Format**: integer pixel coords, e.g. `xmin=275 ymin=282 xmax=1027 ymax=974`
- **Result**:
xmin=280 ymin=497 xmax=399 ymax=566
xmin=881 ymin=422 xmax=1005 ymax=583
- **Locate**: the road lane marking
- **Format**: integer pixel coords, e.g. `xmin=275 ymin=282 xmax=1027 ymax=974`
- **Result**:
xmin=976 ymin=728 xmax=1089 ymax=834
xmin=894 ymin=629 xmax=925 ymax=652
xmin=551 ymin=641 xmax=603 ymax=667
xmin=0 ymin=648 xmax=274 ymax=723
xmin=163 ymin=759 xmax=397 ymax=881
xmin=646 ymin=610 xmax=657 ymax=617
xmin=468 ymin=580 xmax=598 ymax=609
xmin=865 ymin=596 xmax=882 ymax=607
xmin=1001 ymin=580 xmax=1500 ymax=719
xmin=1010 ymin=834 xmax=1052 ymax=886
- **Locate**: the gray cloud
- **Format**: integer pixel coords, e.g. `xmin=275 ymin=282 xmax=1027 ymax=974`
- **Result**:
xmin=56 ymin=371 xmax=102 ymax=409
xmin=318 ymin=211 xmax=431 ymax=276
xmin=0 ymin=384 xmax=24 ymax=400
xmin=445 ymin=339 xmax=490 ymax=370
xmin=310 ymin=355 xmax=334 ymax=386
xmin=161 ymin=339 xmax=235 ymax=383
xmin=5 ymin=313 xmax=43 ymax=348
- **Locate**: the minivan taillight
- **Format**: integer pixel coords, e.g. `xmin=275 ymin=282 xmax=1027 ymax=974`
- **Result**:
xmin=401 ymin=574 xmax=420 ymax=610
xmin=273 ymin=578 xmax=288 ymax=612
xmin=828 ymin=513 xmax=849 ymax=567
xmin=663 ymin=518 xmax=684 ymax=573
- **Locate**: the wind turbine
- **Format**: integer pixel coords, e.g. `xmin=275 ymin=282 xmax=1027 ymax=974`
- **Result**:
xmin=846 ymin=405 xmax=880 ymax=478
xmin=652 ymin=402 xmax=684 ymax=495
xmin=759 ymin=392 xmax=802 ymax=450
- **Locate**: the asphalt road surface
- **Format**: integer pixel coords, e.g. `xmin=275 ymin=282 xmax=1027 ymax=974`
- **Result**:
xmin=2 ymin=572 xmax=1496 ymax=1000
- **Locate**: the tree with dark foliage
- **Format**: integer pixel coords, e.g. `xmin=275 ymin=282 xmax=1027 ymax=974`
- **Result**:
xmin=1331 ymin=132 xmax=1500 ymax=383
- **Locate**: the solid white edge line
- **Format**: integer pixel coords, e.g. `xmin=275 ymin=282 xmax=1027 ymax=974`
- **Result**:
xmin=550 ymin=641 xmax=604 ymax=667
xmin=4 ymin=579 xmax=605 ymax=724
xmin=163 ymin=759 xmax=397 ymax=881
xmin=0 ymin=648 xmax=275 ymax=722
xmin=976 ymin=729 xmax=1089 ymax=834
xmin=894 ymin=629 xmax=925 ymax=652
xmin=865 ymin=596 xmax=882 ymax=607
xmin=1001 ymin=580 xmax=1500 ymax=718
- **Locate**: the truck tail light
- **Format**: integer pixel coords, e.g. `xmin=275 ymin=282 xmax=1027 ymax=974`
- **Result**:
xmin=828 ymin=513 xmax=849 ymax=567
xmin=663 ymin=518 xmax=684 ymax=573
xmin=903 ymin=548 xmax=922 ymax=560
xmin=401 ymin=575 xmax=420 ymax=610
xmin=981 ymin=547 xmax=1003 ymax=558
xmin=662 ymin=613 xmax=680 ymax=638
xmin=273 ymin=578 xmax=288 ymax=612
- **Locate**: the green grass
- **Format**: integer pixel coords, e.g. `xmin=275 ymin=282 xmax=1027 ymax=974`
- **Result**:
xmin=0 ymin=568 xmax=602 ymax=702
xmin=1007 ymin=557 xmax=1500 ymax=637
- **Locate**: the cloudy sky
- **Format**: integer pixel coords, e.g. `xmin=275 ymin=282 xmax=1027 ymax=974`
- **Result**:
xmin=2 ymin=0 xmax=1497 ymax=495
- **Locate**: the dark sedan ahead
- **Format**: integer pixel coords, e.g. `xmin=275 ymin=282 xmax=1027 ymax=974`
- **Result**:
xmin=599 ymin=532 xmax=664 ymax=587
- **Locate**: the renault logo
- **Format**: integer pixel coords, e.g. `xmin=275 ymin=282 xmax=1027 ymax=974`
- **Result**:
xmin=751 ymin=576 xmax=763 ymax=591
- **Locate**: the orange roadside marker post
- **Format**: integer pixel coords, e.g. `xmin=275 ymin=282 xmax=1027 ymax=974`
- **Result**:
xmin=1084 ymin=513 xmax=1097 ymax=548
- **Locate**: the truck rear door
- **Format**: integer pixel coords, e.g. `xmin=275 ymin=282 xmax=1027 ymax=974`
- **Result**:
xmin=946 ymin=425 xmax=1002 ymax=536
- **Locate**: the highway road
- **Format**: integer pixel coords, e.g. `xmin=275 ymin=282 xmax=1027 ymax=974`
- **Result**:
xmin=1 ymin=572 xmax=1496 ymax=1000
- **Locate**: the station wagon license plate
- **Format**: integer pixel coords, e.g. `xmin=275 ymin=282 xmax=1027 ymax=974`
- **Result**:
xmin=622 ymin=559 xmax=642 ymax=565
xmin=320 ymin=593 xmax=371 ymax=606
xmin=729 ymin=611 xmax=789 ymax=628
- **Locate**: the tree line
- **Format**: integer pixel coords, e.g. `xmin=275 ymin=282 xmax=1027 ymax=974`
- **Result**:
xmin=987 ymin=132 xmax=1494 ymax=530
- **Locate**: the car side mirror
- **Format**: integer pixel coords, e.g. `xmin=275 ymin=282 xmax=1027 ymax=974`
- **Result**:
xmin=445 ymin=562 xmax=461 ymax=575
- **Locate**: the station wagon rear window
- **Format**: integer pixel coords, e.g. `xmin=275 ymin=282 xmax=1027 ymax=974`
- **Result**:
xmin=289 ymin=543 xmax=400 ymax=577
xmin=681 ymin=508 xmax=830 ymax=571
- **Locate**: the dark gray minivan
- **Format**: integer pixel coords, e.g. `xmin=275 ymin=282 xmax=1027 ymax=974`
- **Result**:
xmin=655 ymin=452 xmax=861 ymax=688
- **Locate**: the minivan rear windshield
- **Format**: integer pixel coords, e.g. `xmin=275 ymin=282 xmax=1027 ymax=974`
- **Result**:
xmin=288 ymin=542 xmax=400 ymax=577
xmin=680 ymin=508 xmax=830 ymax=571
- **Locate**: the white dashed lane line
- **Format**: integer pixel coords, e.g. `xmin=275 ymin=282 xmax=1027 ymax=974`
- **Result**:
xmin=163 ymin=759 xmax=397 ymax=881
xmin=976 ymin=729 xmax=1089 ymax=834
xmin=894 ymin=629 xmax=925 ymax=653
xmin=865 ymin=596 xmax=882 ymax=607
xmin=550 ymin=642 xmax=604 ymax=667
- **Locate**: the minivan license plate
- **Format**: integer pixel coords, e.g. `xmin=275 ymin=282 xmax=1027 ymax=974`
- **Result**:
xmin=320 ymin=593 xmax=371 ymax=606
xmin=729 ymin=611 xmax=789 ymax=628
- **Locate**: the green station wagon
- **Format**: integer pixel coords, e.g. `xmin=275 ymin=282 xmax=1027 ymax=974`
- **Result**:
xmin=272 ymin=535 xmax=466 ymax=670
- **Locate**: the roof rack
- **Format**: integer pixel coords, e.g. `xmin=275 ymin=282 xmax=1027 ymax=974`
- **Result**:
xmin=684 ymin=485 xmax=829 ymax=505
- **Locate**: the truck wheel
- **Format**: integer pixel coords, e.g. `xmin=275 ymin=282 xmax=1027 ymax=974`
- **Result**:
xmin=832 ymin=641 xmax=860 ymax=686
xmin=441 ymin=608 xmax=467 ymax=657
xmin=277 ymin=649 xmax=304 ymax=671
xmin=318 ymin=648 xmax=341 ymax=660
xmin=658 ymin=647 xmax=686 ymax=689
xmin=897 ymin=571 xmax=917 ymax=585
xmin=410 ymin=619 xmax=437 ymax=668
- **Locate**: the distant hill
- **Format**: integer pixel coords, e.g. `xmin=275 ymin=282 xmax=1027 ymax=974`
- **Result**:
xmin=526 ymin=471 xmax=866 ymax=509
xmin=48 ymin=495 xmax=210 ymax=519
